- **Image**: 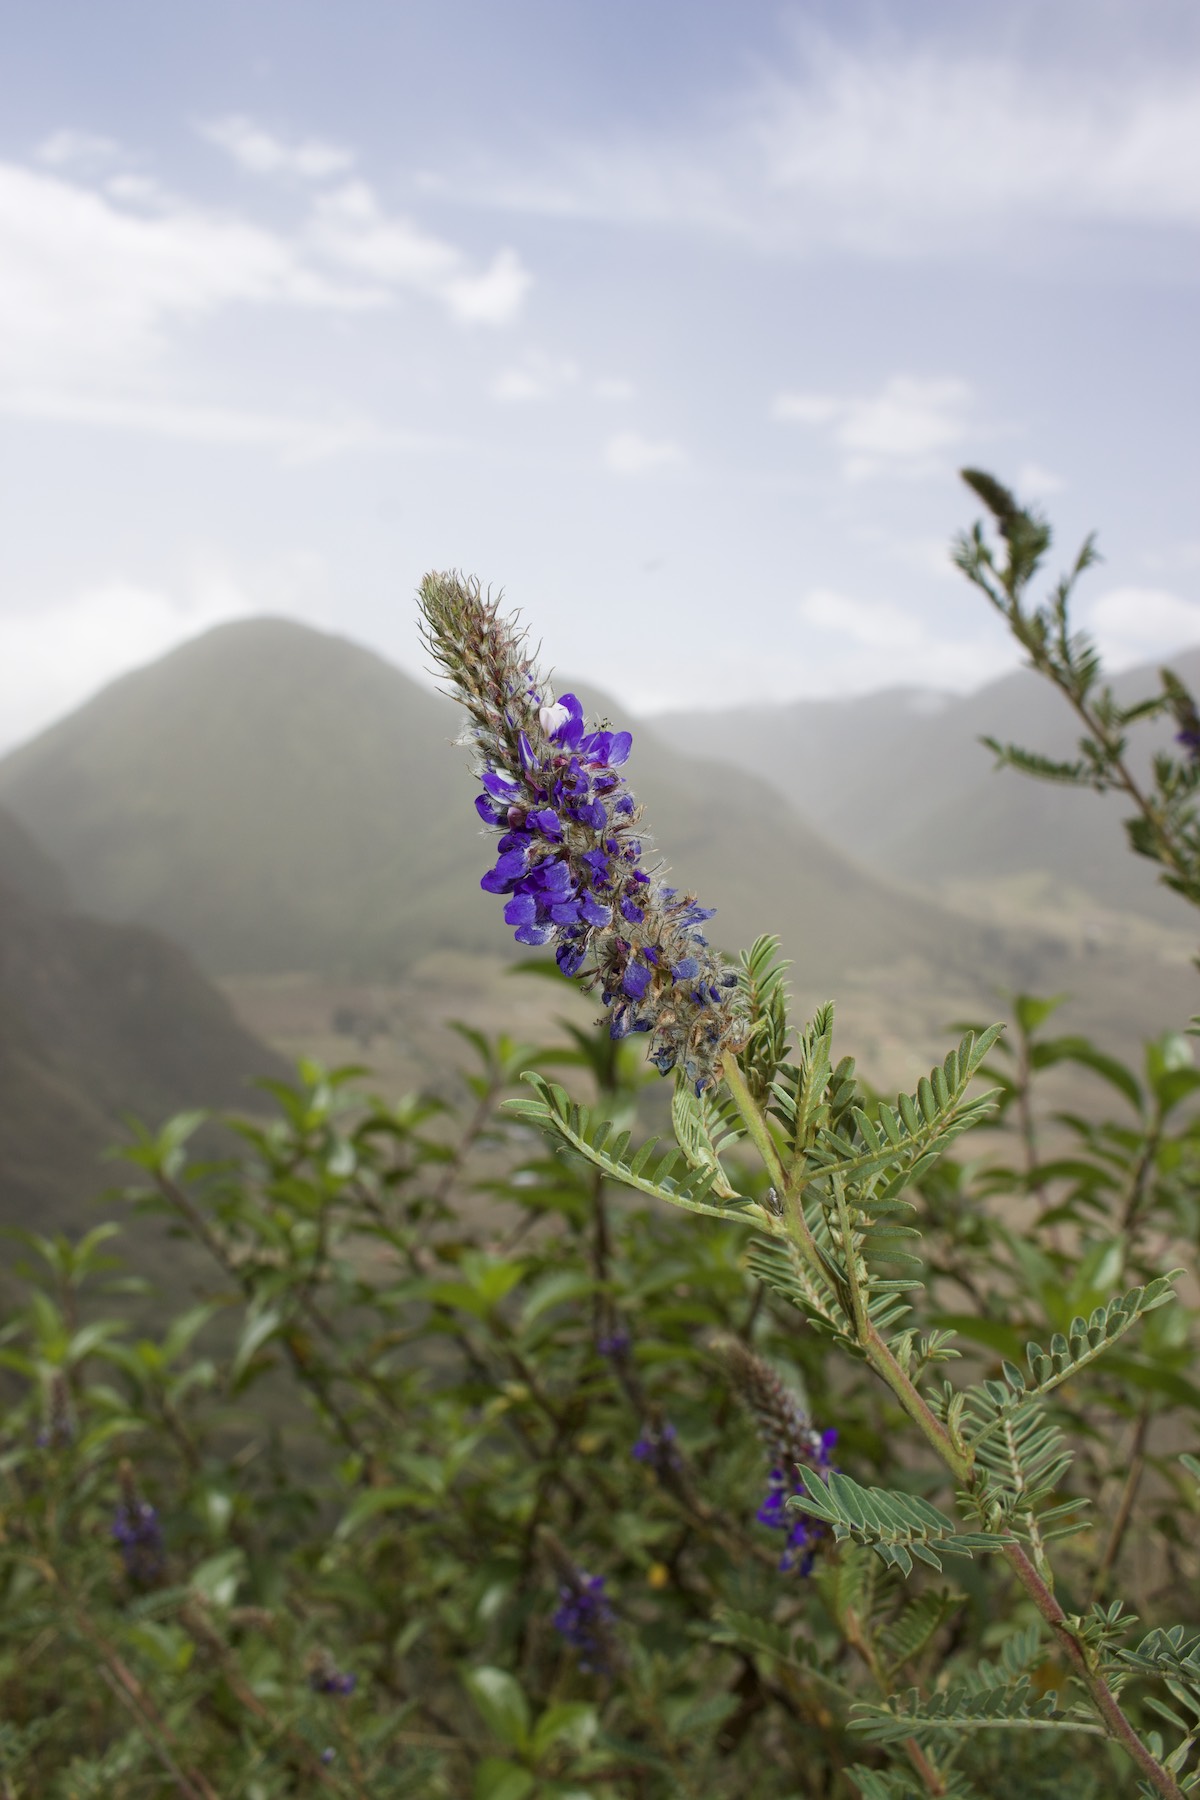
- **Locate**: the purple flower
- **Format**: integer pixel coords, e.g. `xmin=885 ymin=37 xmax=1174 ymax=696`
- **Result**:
xmin=622 ymin=960 xmax=652 ymax=1001
xmin=755 ymin=1431 xmax=837 ymax=1575
xmin=112 ymin=1496 xmax=165 ymax=1586
xmin=597 ymin=1329 xmax=631 ymax=1360
xmin=417 ymin=574 xmax=750 ymax=1091
xmin=552 ymin=1572 xmax=616 ymax=1674
xmin=309 ymin=1657 xmax=357 ymax=1696
xmin=632 ymin=1420 xmax=683 ymax=1477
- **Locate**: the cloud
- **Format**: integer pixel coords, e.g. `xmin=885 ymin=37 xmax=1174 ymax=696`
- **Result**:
xmin=452 ymin=34 xmax=1200 ymax=260
xmin=0 ymin=161 xmax=374 ymax=403
xmin=1015 ymin=461 xmax=1067 ymax=498
xmin=35 ymin=129 xmax=125 ymax=171
xmin=201 ymin=115 xmax=356 ymax=180
xmin=604 ymin=431 xmax=685 ymax=475
xmin=1086 ymin=586 xmax=1200 ymax=668
xmin=490 ymin=351 xmax=579 ymax=402
xmin=0 ymin=152 xmax=532 ymax=434
xmin=796 ymin=586 xmax=1010 ymax=689
xmin=0 ymin=578 xmax=248 ymax=753
xmin=0 ymin=552 xmax=343 ymax=753
xmin=3 ymin=389 xmax=445 ymax=462
xmin=773 ymin=375 xmax=972 ymax=478
xmin=593 ymin=376 xmax=637 ymax=402
xmin=755 ymin=31 xmax=1200 ymax=246
xmin=307 ymin=180 xmax=531 ymax=324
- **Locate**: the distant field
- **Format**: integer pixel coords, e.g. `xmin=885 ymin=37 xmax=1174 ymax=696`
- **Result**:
xmin=220 ymin=912 xmax=1198 ymax=1136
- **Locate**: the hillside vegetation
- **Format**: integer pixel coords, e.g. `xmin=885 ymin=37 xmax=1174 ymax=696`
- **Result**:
xmin=0 ymin=807 xmax=286 ymax=1280
xmin=653 ymin=650 xmax=1200 ymax=927
xmin=0 ymin=619 xmax=1190 ymax=1065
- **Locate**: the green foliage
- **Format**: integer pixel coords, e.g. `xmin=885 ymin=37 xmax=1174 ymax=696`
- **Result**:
xmin=504 ymin=1072 xmax=756 ymax=1218
xmin=789 ymin=1470 xmax=1001 ymax=1576
xmin=957 ymin=467 xmax=1200 ymax=910
xmin=4 ymin=477 xmax=1200 ymax=1799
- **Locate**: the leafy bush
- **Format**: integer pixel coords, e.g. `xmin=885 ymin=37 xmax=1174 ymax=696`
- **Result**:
xmin=2 ymin=474 xmax=1199 ymax=1798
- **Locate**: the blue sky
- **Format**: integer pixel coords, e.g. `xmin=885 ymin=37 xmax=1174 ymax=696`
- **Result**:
xmin=1 ymin=0 xmax=1197 ymax=748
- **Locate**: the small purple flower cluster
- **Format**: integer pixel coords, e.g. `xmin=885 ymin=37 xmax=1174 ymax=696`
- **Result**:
xmin=309 ymin=1656 xmax=357 ymax=1696
xmin=632 ymin=1419 xmax=683 ymax=1478
xmin=112 ymin=1495 xmax=165 ymax=1586
xmin=476 ymin=689 xmax=736 ymax=1079
xmin=418 ymin=574 xmax=747 ymax=1092
xmin=756 ymin=1428 xmax=838 ymax=1574
xmin=552 ymin=1572 xmax=616 ymax=1674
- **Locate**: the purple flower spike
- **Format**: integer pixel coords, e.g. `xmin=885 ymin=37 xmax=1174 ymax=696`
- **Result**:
xmin=552 ymin=1570 xmax=616 ymax=1674
xmin=417 ymin=572 xmax=749 ymax=1091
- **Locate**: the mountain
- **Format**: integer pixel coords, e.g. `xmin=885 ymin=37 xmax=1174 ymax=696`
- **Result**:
xmin=0 ymin=618 xmax=1007 ymax=990
xmin=0 ymin=806 xmax=287 ymax=1281
xmin=0 ymin=803 xmax=72 ymax=910
xmin=652 ymin=651 xmax=1200 ymax=928
xmin=0 ymin=618 xmax=1189 ymax=1063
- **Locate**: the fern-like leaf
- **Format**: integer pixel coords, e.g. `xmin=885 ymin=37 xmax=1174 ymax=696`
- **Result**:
xmin=505 ymin=1074 xmax=757 ymax=1218
xmin=851 ymin=1678 xmax=1102 ymax=1742
xmin=671 ymin=1075 xmax=744 ymax=1198
xmin=952 ymin=1275 xmax=1181 ymax=1458
xmin=789 ymin=1470 xmax=1005 ymax=1577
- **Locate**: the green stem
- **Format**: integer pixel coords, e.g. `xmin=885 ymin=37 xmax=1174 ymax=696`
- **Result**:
xmin=721 ymin=1058 xmax=787 ymax=1192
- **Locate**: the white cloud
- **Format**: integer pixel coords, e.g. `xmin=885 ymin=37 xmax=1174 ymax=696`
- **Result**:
xmin=796 ymin=586 xmax=1010 ymax=689
xmin=1015 ymin=461 xmax=1067 ymax=498
xmin=1086 ymin=586 xmax=1200 ymax=669
xmin=0 ymin=579 xmax=248 ymax=753
xmin=0 ymin=554 xmax=343 ymax=753
xmin=753 ymin=33 xmax=1200 ymax=246
xmin=201 ymin=115 xmax=356 ymax=180
xmin=604 ymin=431 xmax=685 ymax=475
xmin=593 ymin=375 xmax=637 ymax=402
xmin=490 ymin=352 xmax=579 ymax=402
xmin=771 ymin=393 xmax=841 ymax=426
xmin=307 ymin=180 xmax=530 ymax=324
xmin=3 ymin=389 xmax=443 ymax=461
xmin=455 ymin=36 xmax=1200 ymax=259
xmin=35 ymin=129 xmax=124 ymax=171
xmin=0 ymin=161 xmax=374 ymax=403
xmin=774 ymin=375 xmax=973 ymax=478
xmin=0 ymin=151 xmax=532 ymax=435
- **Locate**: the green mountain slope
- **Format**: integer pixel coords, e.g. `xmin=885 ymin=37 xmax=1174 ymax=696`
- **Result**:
xmin=653 ymin=651 xmax=1200 ymax=928
xmin=0 ymin=619 xmax=1192 ymax=1068
xmin=0 ymin=808 xmax=287 ymax=1270
xmin=0 ymin=618 xmax=1030 ymax=995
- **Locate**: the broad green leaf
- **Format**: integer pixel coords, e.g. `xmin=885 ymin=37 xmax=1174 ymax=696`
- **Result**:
xmin=530 ymin=1700 xmax=596 ymax=1759
xmin=463 ymin=1666 xmax=531 ymax=1752
xmin=473 ymin=1760 xmax=535 ymax=1800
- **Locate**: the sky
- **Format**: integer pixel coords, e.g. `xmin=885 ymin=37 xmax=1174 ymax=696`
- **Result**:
xmin=0 ymin=0 xmax=1198 ymax=751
